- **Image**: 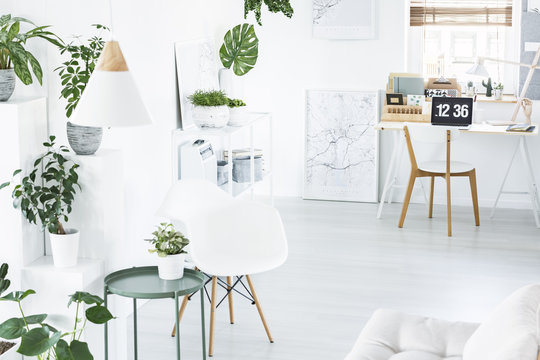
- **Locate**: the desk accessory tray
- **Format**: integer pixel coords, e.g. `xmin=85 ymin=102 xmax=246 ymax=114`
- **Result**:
xmin=381 ymin=104 xmax=431 ymax=122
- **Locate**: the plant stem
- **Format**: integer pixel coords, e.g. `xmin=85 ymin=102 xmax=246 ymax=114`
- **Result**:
xmin=77 ymin=318 xmax=87 ymax=341
xmin=18 ymin=300 xmax=30 ymax=330
xmin=57 ymin=219 xmax=66 ymax=235
xmin=72 ymin=301 xmax=79 ymax=341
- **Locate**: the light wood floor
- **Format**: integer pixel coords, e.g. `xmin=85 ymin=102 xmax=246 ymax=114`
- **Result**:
xmin=133 ymin=198 xmax=540 ymax=360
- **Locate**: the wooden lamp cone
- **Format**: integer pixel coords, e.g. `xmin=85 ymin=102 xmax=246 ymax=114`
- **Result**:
xmin=97 ymin=41 xmax=128 ymax=71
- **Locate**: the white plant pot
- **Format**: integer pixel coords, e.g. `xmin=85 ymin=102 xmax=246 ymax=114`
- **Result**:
xmin=49 ymin=229 xmax=80 ymax=268
xmin=494 ymin=89 xmax=503 ymax=100
xmin=228 ymin=107 xmax=250 ymax=126
xmin=0 ymin=340 xmax=19 ymax=360
xmin=157 ymin=254 xmax=185 ymax=280
xmin=192 ymin=106 xmax=230 ymax=128
xmin=219 ymin=68 xmax=244 ymax=99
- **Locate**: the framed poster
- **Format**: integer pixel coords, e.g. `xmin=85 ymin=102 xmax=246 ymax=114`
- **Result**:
xmin=313 ymin=0 xmax=376 ymax=39
xmin=304 ymin=90 xmax=379 ymax=202
xmin=175 ymin=39 xmax=219 ymax=129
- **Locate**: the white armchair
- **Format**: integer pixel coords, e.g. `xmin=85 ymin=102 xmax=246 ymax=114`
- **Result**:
xmin=346 ymin=284 xmax=540 ymax=360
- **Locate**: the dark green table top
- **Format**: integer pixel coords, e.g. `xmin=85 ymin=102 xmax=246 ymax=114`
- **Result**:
xmin=104 ymin=266 xmax=205 ymax=299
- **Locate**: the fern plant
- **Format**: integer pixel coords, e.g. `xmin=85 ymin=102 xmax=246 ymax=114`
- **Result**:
xmin=188 ymin=90 xmax=229 ymax=107
xmin=244 ymin=0 xmax=294 ymax=25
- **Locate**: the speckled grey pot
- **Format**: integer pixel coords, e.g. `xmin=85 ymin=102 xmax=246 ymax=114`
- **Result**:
xmin=0 ymin=69 xmax=16 ymax=102
xmin=66 ymin=122 xmax=103 ymax=155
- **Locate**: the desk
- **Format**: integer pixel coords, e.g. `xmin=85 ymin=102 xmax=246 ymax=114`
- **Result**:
xmin=375 ymin=122 xmax=540 ymax=228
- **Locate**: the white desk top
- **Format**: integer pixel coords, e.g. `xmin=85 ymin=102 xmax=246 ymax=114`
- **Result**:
xmin=374 ymin=121 xmax=539 ymax=136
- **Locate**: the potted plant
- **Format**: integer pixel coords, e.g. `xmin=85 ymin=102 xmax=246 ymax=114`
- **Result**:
xmin=494 ymin=82 xmax=504 ymax=100
xmin=0 ymin=263 xmax=18 ymax=360
xmin=466 ymin=81 xmax=475 ymax=96
xmin=0 ymin=136 xmax=81 ymax=268
xmin=188 ymin=90 xmax=230 ymax=128
xmin=219 ymin=23 xmax=259 ymax=99
xmin=0 ymin=263 xmax=114 ymax=359
xmin=146 ymin=223 xmax=190 ymax=280
xmin=0 ymin=14 xmax=62 ymax=101
xmin=55 ymin=24 xmax=109 ymax=155
xmin=227 ymin=98 xmax=249 ymax=126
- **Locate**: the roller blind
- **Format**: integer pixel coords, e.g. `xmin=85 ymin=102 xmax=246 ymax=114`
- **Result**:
xmin=410 ymin=0 xmax=513 ymax=27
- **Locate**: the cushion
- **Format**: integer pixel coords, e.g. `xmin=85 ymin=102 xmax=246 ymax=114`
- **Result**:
xmin=345 ymin=309 xmax=479 ymax=360
xmin=463 ymin=284 xmax=540 ymax=360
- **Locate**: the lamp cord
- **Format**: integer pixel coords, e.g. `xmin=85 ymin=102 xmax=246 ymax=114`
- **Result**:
xmin=108 ymin=0 xmax=115 ymax=40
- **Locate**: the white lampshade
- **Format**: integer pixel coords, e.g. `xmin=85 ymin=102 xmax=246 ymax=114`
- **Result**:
xmin=466 ymin=58 xmax=490 ymax=78
xmin=70 ymin=41 xmax=152 ymax=127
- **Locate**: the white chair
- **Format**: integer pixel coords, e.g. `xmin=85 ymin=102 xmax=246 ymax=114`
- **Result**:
xmin=345 ymin=284 xmax=540 ymax=360
xmin=399 ymin=123 xmax=480 ymax=236
xmin=157 ymin=179 xmax=288 ymax=357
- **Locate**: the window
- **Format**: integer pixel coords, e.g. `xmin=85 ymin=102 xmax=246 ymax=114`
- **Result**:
xmin=409 ymin=0 xmax=514 ymax=90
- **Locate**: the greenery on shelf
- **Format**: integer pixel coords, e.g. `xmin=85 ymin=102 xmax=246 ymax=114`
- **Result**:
xmin=493 ymin=82 xmax=504 ymax=90
xmin=188 ymin=90 xmax=229 ymax=107
xmin=482 ymin=77 xmax=493 ymax=97
xmin=0 ymin=14 xmax=62 ymax=85
xmin=228 ymin=98 xmax=247 ymax=108
xmin=220 ymin=23 xmax=259 ymax=76
xmin=0 ymin=136 xmax=81 ymax=235
xmin=467 ymin=81 xmax=473 ymax=88
xmin=55 ymin=24 xmax=109 ymax=118
xmin=146 ymin=223 xmax=190 ymax=257
xmin=0 ymin=264 xmax=113 ymax=360
xmin=244 ymin=0 xmax=294 ymax=25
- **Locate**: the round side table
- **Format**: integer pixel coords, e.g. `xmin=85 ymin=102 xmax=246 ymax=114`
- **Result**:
xmin=104 ymin=266 xmax=206 ymax=360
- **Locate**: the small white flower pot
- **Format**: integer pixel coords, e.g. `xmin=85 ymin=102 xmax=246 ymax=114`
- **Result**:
xmin=228 ymin=107 xmax=250 ymax=126
xmin=49 ymin=229 xmax=80 ymax=268
xmin=157 ymin=254 xmax=185 ymax=280
xmin=0 ymin=340 xmax=19 ymax=360
xmin=192 ymin=106 xmax=229 ymax=128
xmin=494 ymin=89 xmax=503 ymax=100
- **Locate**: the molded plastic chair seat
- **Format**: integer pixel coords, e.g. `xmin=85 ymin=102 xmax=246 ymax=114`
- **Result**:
xmin=419 ymin=161 xmax=474 ymax=174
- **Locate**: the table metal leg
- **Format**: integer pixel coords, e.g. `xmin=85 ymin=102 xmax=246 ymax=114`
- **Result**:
xmin=378 ymin=131 xmax=403 ymax=218
xmin=175 ymin=293 xmax=181 ymax=360
xmin=104 ymin=287 xmax=108 ymax=360
xmin=200 ymin=288 xmax=206 ymax=360
xmin=519 ymin=137 xmax=540 ymax=228
xmin=388 ymin=133 xmax=405 ymax=205
xmin=491 ymin=138 xmax=520 ymax=219
xmin=133 ymin=298 xmax=138 ymax=360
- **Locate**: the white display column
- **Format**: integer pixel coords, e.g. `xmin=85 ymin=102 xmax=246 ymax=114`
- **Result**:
xmin=0 ymin=97 xmax=47 ymax=296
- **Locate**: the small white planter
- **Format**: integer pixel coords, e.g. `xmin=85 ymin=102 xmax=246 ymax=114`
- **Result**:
xmin=0 ymin=340 xmax=20 ymax=360
xmin=49 ymin=229 xmax=80 ymax=268
xmin=192 ymin=106 xmax=229 ymax=128
xmin=228 ymin=107 xmax=250 ymax=127
xmin=494 ymin=89 xmax=503 ymax=100
xmin=157 ymin=254 xmax=185 ymax=280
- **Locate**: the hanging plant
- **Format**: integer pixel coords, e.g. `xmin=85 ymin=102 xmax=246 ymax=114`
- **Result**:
xmin=244 ymin=0 xmax=294 ymax=26
xmin=219 ymin=23 xmax=259 ymax=76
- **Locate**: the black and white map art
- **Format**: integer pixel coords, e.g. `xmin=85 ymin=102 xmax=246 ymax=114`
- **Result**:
xmin=304 ymin=90 xmax=378 ymax=202
xmin=313 ymin=0 xmax=375 ymax=39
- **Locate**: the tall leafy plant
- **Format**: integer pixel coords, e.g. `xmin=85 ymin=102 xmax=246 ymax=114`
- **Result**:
xmin=55 ymin=24 xmax=109 ymax=118
xmin=244 ymin=0 xmax=294 ymax=25
xmin=0 ymin=14 xmax=62 ymax=85
xmin=220 ymin=23 xmax=259 ymax=76
xmin=0 ymin=136 xmax=81 ymax=235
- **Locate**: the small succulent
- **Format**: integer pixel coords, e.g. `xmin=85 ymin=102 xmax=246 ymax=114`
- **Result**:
xmin=146 ymin=223 xmax=190 ymax=257
xmin=227 ymin=98 xmax=247 ymax=108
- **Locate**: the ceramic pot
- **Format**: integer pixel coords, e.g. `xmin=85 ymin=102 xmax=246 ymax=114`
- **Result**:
xmin=0 ymin=69 xmax=16 ymax=102
xmin=494 ymin=89 xmax=503 ymax=100
xmin=66 ymin=122 xmax=103 ymax=155
xmin=192 ymin=106 xmax=229 ymax=128
xmin=0 ymin=340 xmax=19 ymax=360
xmin=49 ymin=229 xmax=80 ymax=268
xmin=219 ymin=68 xmax=244 ymax=100
xmin=157 ymin=254 xmax=185 ymax=280
xmin=228 ymin=107 xmax=250 ymax=127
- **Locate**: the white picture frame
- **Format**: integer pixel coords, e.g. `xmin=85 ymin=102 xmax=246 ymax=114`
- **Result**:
xmin=174 ymin=39 xmax=220 ymax=130
xmin=304 ymin=90 xmax=379 ymax=202
xmin=312 ymin=0 xmax=376 ymax=40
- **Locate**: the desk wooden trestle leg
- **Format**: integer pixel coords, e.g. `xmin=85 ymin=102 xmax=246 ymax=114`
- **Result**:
xmin=491 ymin=136 xmax=540 ymax=228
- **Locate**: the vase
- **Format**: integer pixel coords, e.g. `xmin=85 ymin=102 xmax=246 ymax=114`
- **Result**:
xmin=219 ymin=68 xmax=244 ymax=99
xmin=0 ymin=69 xmax=16 ymax=102
xmin=49 ymin=229 xmax=80 ymax=268
xmin=192 ymin=106 xmax=229 ymax=128
xmin=66 ymin=122 xmax=103 ymax=155
xmin=157 ymin=254 xmax=185 ymax=280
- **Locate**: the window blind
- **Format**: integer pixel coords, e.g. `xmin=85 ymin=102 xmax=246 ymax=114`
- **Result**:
xmin=410 ymin=0 xmax=512 ymax=27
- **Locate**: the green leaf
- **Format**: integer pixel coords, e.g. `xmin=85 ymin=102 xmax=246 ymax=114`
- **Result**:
xmin=12 ymin=169 xmax=22 ymax=177
xmin=0 ymin=182 xmax=9 ymax=190
xmin=85 ymin=305 xmax=114 ymax=324
xmin=24 ymin=314 xmax=47 ymax=324
xmin=0 ymin=15 xmax=11 ymax=27
xmin=0 ymin=318 xmax=27 ymax=340
xmin=219 ymin=23 xmax=259 ymax=76
xmin=0 ymin=289 xmax=35 ymax=302
xmin=7 ymin=21 xmax=19 ymax=41
xmin=7 ymin=42 xmax=32 ymax=85
xmin=17 ymin=326 xmax=61 ymax=356
xmin=69 ymin=340 xmax=93 ymax=360
xmin=67 ymin=292 xmax=103 ymax=307
xmin=55 ymin=339 xmax=74 ymax=360
xmin=26 ymin=51 xmax=43 ymax=86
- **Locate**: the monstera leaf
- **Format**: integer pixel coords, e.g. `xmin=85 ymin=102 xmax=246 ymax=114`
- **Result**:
xmin=219 ymin=23 xmax=259 ymax=76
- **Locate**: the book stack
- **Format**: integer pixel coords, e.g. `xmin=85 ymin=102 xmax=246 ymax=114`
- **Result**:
xmin=223 ymin=148 xmax=263 ymax=162
xmin=506 ymin=124 xmax=536 ymax=132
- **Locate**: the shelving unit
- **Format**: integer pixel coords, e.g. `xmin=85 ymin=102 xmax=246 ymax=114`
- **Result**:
xmin=172 ymin=112 xmax=274 ymax=203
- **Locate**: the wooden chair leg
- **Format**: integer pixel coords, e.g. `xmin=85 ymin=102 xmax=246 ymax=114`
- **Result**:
xmin=245 ymin=275 xmax=274 ymax=343
xmin=429 ymin=176 xmax=435 ymax=218
xmin=446 ymin=174 xmax=452 ymax=237
xmin=227 ymin=276 xmax=234 ymax=324
xmin=398 ymin=172 xmax=417 ymax=228
xmin=469 ymin=170 xmax=480 ymax=226
xmin=171 ymin=295 xmax=190 ymax=337
xmin=209 ymin=276 xmax=217 ymax=357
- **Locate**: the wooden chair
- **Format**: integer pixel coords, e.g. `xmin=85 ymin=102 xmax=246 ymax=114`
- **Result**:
xmin=398 ymin=124 xmax=480 ymax=236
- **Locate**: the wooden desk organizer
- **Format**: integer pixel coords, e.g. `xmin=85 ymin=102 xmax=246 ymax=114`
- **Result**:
xmin=381 ymin=104 xmax=431 ymax=122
